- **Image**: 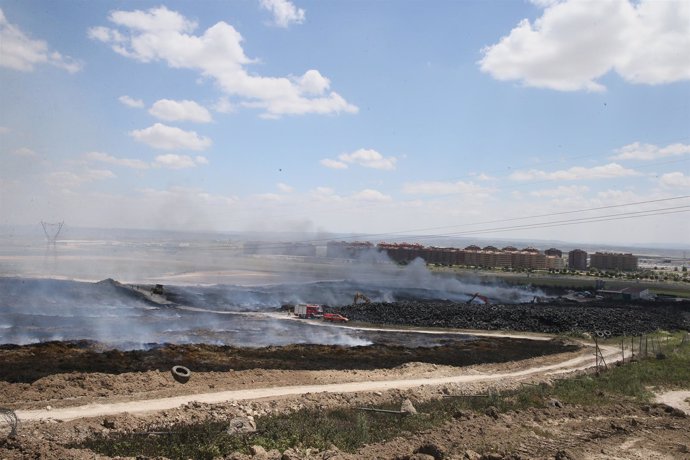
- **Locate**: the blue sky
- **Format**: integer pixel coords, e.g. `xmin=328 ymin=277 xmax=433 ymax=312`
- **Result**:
xmin=1 ymin=0 xmax=689 ymax=246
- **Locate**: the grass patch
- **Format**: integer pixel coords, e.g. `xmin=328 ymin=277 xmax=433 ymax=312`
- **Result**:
xmin=78 ymin=332 xmax=690 ymax=459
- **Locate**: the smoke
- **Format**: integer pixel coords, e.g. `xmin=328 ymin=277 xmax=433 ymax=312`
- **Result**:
xmin=0 ymin=230 xmax=543 ymax=349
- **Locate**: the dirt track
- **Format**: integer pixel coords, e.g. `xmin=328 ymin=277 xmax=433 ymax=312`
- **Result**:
xmin=3 ymin=326 xmax=690 ymax=460
xmin=13 ymin=334 xmax=614 ymax=422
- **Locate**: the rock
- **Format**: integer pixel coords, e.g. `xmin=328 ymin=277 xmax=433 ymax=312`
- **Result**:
xmin=409 ymin=454 xmax=435 ymax=460
xmin=102 ymin=417 xmax=116 ymax=429
xmin=414 ymin=442 xmax=445 ymax=459
xmin=321 ymin=448 xmax=345 ymax=460
xmin=281 ymin=448 xmax=300 ymax=460
xmin=401 ymin=398 xmax=418 ymax=415
xmin=554 ymin=449 xmax=580 ymax=460
xmin=481 ymin=453 xmax=504 ymax=460
xmin=226 ymin=416 xmax=257 ymax=434
xmin=485 ymin=406 xmax=499 ymax=419
xmin=453 ymin=410 xmax=470 ymax=420
xmin=547 ymin=398 xmax=563 ymax=409
xmin=45 ymin=406 xmax=52 ymax=411
xmin=464 ymin=450 xmax=481 ymax=460
xmin=251 ymin=445 xmax=268 ymax=457
xmin=660 ymin=404 xmax=687 ymax=418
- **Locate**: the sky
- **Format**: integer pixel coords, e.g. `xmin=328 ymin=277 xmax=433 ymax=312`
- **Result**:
xmin=0 ymin=0 xmax=689 ymax=247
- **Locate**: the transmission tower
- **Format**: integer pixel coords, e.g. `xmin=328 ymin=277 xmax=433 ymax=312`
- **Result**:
xmin=41 ymin=221 xmax=64 ymax=245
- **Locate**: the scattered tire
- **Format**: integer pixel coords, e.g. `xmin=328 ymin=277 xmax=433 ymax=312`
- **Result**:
xmin=171 ymin=365 xmax=191 ymax=383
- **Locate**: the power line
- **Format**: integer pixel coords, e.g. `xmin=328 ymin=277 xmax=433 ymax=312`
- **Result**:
xmin=240 ymin=195 xmax=690 ymax=249
xmin=418 ymin=205 xmax=690 ymax=239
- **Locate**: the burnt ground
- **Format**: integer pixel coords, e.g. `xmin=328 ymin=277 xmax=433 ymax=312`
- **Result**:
xmin=0 ymin=336 xmax=576 ymax=384
xmin=2 ymin=297 xmax=689 ymax=459
xmin=336 ymin=299 xmax=690 ymax=335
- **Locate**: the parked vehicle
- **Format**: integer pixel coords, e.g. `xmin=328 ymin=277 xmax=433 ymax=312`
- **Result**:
xmin=323 ymin=313 xmax=349 ymax=323
xmin=294 ymin=304 xmax=323 ymax=319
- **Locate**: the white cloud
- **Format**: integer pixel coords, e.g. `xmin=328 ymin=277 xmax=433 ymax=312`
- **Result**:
xmin=129 ymin=123 xmax=211 ymax=151
xmin=612 ymin=142 xmax=690 ymax=161
xmin=47 ymin=169 xmax=115 ymax=189
xmin=480 ymin=0 xmax=690 ymax=91
xmin=0 ymin=8 xmax=82 ymax=73
xmin=12 ymin=147 xmax=36 ymax=157
xmin=351 ymin=189 xmax=392 ymax=202
xmin=475 ymin=173 xmax=495 ymax=181
xmin=153 ymin=154 xmax=208 ymax=169
xmin=84 ymin=151 xmax=150 ymax=170
xmin=260 ymin=0 xmax=305 ymax=28
xmin=119 ymin=95 xmax=145 ymax=108
xmin=255 ymin=192 xmax=284 ymax=202
xmin=529 ymin=0 xmax=560 ymax=7
xmin=529 ymin=185 xmax=589 ymax=198
xmin=310 ymin=186 xmax=343 ymax=202
xmin=213 ymin=97 xmax=235 ymax=114
xmin=87 ymin=26 xmax=125 ymax=43
xmin=660 ymin=172 xmax=690 ymax=188
xmin=320 ymin=158 xmax=348 ymax=170
xmin=277 ymin=182 xmax=294 ymax=193
xmin=149 ymin=99 xmax=213 ymax=123
xmin=297 ymin=69 xmax=329 ymax=95
xmin=89 ymin=6 xmax=356 ymax=118
xmin=321 ymin=148 xmax=397 ymax=171
xmin=402 ymin=180 xmax=490 ymax=196
xmin=0 ymin=126 xmax=9 ymax=134
xmin=510 ymin=162 xmax=640 ymax=181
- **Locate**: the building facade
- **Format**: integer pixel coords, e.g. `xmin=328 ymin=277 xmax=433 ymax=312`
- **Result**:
xmin=568 ymin=249 xmax=588 ymax=270
xmin=589 ymin=252 xmax=638 ymax=271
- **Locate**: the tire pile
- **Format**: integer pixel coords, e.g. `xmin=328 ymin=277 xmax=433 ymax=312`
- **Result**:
xmin=337 ymin=300 xmax=690 ymax=335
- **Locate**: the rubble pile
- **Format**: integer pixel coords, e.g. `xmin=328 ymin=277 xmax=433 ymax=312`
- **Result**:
xmin=338 ymin=300 xmax=690 ymax=335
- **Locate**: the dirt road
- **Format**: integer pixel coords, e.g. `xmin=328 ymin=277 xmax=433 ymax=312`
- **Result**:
xmin=15 ymin=339 xmax=619 ymax=422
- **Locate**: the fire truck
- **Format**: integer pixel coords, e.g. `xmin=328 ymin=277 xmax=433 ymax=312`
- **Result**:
xmin=294 ymin=304 xmax=323 ymax=319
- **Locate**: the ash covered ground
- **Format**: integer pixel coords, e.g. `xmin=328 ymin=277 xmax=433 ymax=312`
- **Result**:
xmin=0 ymin=271 xmax=543 ymax=348
xmin=336 ymin=299 xmax=690 ymax=336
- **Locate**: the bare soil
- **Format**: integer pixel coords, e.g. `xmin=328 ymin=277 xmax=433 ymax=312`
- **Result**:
xmin=0 ymin=337 xmax=574 ymax=410
xmin=1 ymin=335 xmax=689 ymax=459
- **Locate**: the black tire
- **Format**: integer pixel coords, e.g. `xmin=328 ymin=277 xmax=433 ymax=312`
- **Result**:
xmin=172 ymin=365 xmax=191 ymax=383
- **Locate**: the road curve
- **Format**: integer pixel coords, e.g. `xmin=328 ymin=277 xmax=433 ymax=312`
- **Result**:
xmin=16 ymin=342 xmax=620 ymax=422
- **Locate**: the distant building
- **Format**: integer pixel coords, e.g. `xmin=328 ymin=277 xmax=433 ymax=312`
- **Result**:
xmin=377 ymin=242 xmax=425 ymax=264
xmin=512 ymin=249 xmax=546 ymax=270
xmin=244 ymin=241 xmax=316 ymax=257
xmin=598 ymin=286 xmax=653 ymax=300
xmin=546 ymin=255 xmax=565 ymax=270
xmin=590 ymin=252 xmax=638 ymax=271
xmin=568 ymin=249 xmax=588 ymax=270
xmin=326 ymin=241 xmax=374 ymax=259
xmin=545 ymin=248 xmax=563 ymax=258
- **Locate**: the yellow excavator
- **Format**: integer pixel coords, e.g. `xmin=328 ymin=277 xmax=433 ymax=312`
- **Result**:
xmin=353 ymin=292 xmax=371 ymax=305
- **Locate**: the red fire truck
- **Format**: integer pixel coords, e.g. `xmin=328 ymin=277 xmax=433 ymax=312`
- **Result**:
xmin=294 ymin=304 xmax=323 ymax=319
